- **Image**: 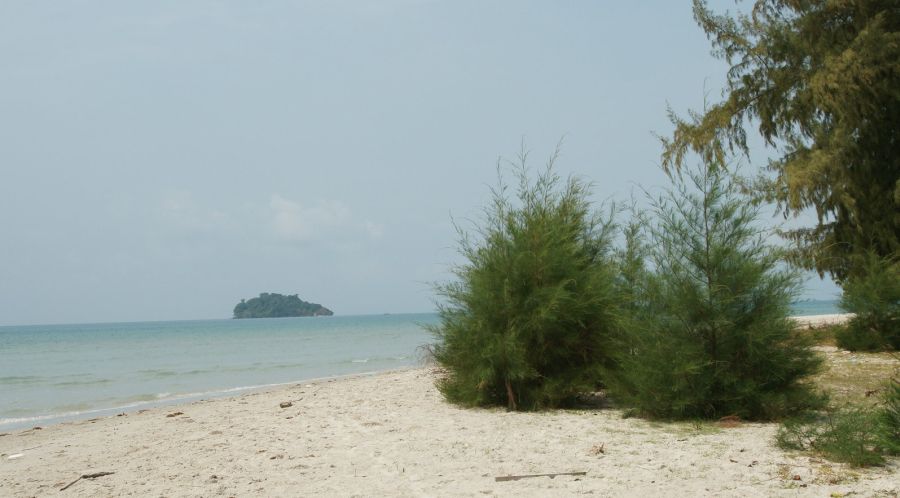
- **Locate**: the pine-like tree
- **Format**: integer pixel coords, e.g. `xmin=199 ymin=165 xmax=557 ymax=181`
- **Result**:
xmin=835 ymin=253 xmax=900 ymax=351
xmin=609 ymin=163 xmax=824 ymax=420
xmin=661 ymin=0 xmax=900 ymax=282
xmin=430 ymin=150 xmax=619 ymax=410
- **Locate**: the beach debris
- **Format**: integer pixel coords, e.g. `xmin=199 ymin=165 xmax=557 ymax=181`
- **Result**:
xmin=117 ymin=413 xmax=126 ymax=417
xmin=33 ymin=426 xmax=43 ymax=430
xmin=792 ymin=475 xmax=802 ymax=481
xmin=7 ymin=453 xmax=24 ymax=460
xmin=495 ymin=471 xmax=586 ymax=482
xmin=589 ymin=443 xmax=605 ymax=455
xmin=166 ymin=411 xmax=184 ymax=418
xmin=0 ymin=433 xmax=9 ymax=437
xmin=279 ymin=401 xmax=293 ymax=409
xmin=60 ymin=471 xmax=115 ymax=491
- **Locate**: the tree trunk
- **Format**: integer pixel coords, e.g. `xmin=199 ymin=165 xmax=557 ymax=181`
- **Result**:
xmin=505 ymin=378 xmax=517 ymax=410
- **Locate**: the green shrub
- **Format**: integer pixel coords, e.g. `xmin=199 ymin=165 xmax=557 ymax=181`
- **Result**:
xmin=607 ymin=163 xmax=824 ymax=420
xmin=834 ymin=324 xmax=886 ymax=352
xmin=430 ymin=151 xmax=620 ymax=410
xmin=776 ymin=409 xmax=886 ymax=467
xmin=837 ymin=254 xmax=900 ymax=351
xmin=609 ymin=209 xmax=654 ymax=361
xmin=776 ymin=378 xmax=900 ymax=466
xmin=876 ymin=378 xmax=900 ymax=455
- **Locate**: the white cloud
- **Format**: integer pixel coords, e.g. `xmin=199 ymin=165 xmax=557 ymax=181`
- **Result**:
xmin=159 ymin=190 xmax=229 ymax=231
xmin=364 ymin=220 xmax=384 ymax=239
xmin=269 ymin=194 xmax=352 ymax=241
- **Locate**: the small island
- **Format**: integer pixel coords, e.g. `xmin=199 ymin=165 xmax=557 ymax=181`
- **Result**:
xmin=233 ymin=293 xmax=333 ymax=318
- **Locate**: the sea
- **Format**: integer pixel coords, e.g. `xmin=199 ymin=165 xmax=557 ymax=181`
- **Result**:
xmin=0 ymin=313 xmax=438 ymax=432
xmin=0 ymin=300 xmax=839 ymax=432
xmin=790 ymin=298 xmax=842 ymax=317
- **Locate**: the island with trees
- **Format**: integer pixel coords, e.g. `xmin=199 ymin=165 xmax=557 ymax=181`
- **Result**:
xmin=233 ymin=293 xmax=333 ymax=318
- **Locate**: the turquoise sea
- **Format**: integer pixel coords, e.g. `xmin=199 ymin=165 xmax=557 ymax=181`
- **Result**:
xmin=0 ymin=313 xmax=437 ymax=431
xmin=790 ymin=299 xmax=841 ymax=317
xmin=0 ymin=301 xmax=839 ymax=432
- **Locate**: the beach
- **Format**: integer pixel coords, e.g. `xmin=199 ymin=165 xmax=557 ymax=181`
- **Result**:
xmin=792 ymin=313 xmax=854 ymax=329
xmin=2 ymin=333 xmax=897 ymax=497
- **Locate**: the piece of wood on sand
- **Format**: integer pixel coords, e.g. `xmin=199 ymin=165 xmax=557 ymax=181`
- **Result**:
xmin=60 ymin=471 xmax=115 ymax=491
xmin=495 ymin=471 xmax=586 ymax=482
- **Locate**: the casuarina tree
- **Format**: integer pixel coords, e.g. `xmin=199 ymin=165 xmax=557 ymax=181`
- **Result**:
xmin=609 ymin=162 xmax=824 ymax=420
xmin=661 ymin=0 xmax=900 ymax=282
xmin=430 ymin=149 xmax=619 ymax=410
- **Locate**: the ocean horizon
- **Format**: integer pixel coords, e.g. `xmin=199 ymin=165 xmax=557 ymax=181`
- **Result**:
xmin=0 ymin=301 xmax=840 ymax=431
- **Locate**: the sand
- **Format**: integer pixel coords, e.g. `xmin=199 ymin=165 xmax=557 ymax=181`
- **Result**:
xmin=2 ymin=373 xmax=897 ymax=496
xmin=792 ymin=313 xmax=854 ymax=328
xmin=2 ymin=313 xmax=896 ymax=497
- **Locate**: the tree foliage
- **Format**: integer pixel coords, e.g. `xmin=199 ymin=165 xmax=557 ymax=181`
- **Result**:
xmin=608 ymin=163 xmax=824 ymax=420
xmin=878 ymin=378 xmax=900 ymax=455
xmin=430 ymin=151 xmax=620 ymax=410
xmin=233 ymin=293 xmax=333 ymax=318
xmin=662 ymin=0 xmax=900 ymax=281
xmin=835 ymin=253 xmax=900 ymax=351
xmin=777 ymin=378 xmax=900 ymax=466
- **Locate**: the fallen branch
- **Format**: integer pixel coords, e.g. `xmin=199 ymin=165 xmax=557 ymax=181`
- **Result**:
xmin=60 ymin=471 xmax=115 ymax=491
xmin=495 ymin=471 xmax=586 ymax=482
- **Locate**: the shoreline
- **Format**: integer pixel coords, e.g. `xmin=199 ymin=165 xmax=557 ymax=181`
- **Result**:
xmin=2 ymin=357 xmax=896 ymax=497
xmin=0 ymin=366 xmax=422 ymax=433
xmin=1 ymin=314 xmax=851 ymax=434
xmin=790 ymin=313 xmax=852 ymax=328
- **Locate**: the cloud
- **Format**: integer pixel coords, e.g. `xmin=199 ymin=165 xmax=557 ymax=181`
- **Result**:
xmin=156 ymin=191 xmax=379 ymax=246
xmin=159 ymin=190 xmax=229 ymax=231
xmin=364 ymin=220 xmax=384 ymax=239
xmin=269 ymin=194 xmax=352 ymax=241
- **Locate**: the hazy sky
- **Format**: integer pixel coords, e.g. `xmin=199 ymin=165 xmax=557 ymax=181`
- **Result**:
xmin=0 ymin=1 xmax=840 ymax=325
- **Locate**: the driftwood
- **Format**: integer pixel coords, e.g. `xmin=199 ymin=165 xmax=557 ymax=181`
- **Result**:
xmin=60 ymin=471 xmax=115 ymax=491
xmin=495 ymin=471 xmax=586 ymax=482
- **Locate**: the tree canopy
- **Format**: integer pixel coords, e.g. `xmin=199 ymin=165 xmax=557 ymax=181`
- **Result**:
xmin=233 ymin=293 xmax=333 ymax=318
xmin=662 ymin=0 xmax=899 ymax=281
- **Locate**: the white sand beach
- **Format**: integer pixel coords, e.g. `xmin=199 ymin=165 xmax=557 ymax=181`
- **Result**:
xmin=792 ymin=313 xmax=854 ymax=329
xmin=2 ymin=326 xmax=898 ymax=497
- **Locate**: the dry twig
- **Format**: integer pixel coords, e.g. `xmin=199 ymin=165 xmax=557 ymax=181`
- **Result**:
xmin=60 ymin=471 xmax=115 ymax=491
xmin=495 ymin=471 xmax=586 ymax=482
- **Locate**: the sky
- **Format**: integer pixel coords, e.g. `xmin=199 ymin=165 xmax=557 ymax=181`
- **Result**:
xmin=0 ymin=1 xmax=840 ymax=325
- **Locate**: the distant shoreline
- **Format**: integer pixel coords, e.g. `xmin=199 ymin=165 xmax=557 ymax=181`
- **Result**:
xmin=791 ymin=313 xmax=852 ymax=328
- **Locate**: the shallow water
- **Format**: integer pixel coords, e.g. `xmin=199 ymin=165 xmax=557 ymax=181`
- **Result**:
xmin=0 ymin=313 xmax=437 ymax=431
